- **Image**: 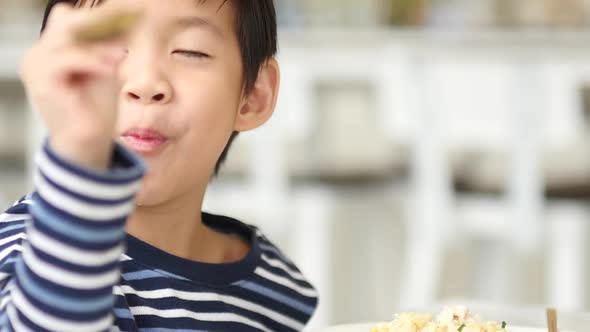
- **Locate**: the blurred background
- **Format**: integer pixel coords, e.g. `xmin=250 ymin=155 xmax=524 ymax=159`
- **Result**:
xmin=2 ymin=0 xmax=590 ymax=330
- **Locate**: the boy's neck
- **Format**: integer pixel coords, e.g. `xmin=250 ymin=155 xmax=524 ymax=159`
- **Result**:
xmin=125 ymin=189 xmax=249 ymax=264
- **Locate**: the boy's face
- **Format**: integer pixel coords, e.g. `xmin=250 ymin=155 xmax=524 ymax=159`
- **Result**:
xmin=112 ymin=0 xmax=245 ymax=206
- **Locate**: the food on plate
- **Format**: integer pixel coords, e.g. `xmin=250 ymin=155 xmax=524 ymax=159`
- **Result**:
xmin=371 ymin=306 xmax=508 ymax=332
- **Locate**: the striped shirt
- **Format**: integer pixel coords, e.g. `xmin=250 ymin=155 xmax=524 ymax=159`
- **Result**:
xmin=0 ymin=140 xmax=318 ymax=331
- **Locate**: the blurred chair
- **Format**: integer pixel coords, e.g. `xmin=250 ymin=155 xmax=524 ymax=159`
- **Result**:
xmin=398 ymin=58 xmax=550 ymax=309
xmin=276 ymin=45 xmax=411 ymax=328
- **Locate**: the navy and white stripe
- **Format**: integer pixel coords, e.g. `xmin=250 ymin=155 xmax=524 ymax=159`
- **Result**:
xmin=0 ymin=140 xmax=318 ymax=331
xmin=0 ymin=140 xmax=144 ymax=332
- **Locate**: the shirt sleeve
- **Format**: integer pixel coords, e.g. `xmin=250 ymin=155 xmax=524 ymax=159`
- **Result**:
xmin=0 ymin=139 xmax=145 ymax=332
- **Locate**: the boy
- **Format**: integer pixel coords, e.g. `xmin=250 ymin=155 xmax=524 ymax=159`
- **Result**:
xmin=0 ymin=0 xmax=318 ymax=331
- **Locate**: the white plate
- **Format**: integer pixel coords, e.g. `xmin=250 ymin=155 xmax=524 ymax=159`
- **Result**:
xmin=313 ymin=323 xmax=570 ymax=332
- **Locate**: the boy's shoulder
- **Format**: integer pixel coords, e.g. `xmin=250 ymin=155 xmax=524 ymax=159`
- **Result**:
xmin=253 ymin=226 xmax=304 ymax=276
xmin=1 ymin=194 xmax=33 ymax=216
xmin=206 ymin=212 xmax=308 ymax=277
xmin=0 ymin=193 xmax=33 ymax=230
xmin=0 ymin=195 xmax=33 ymax=267
xmin=213 ymin=213 xmax=319 ymax=300
xmin=0 ymin=194 xmax=33 ymax=231
xmin=248 ymin=224 xmax=319 ymax=322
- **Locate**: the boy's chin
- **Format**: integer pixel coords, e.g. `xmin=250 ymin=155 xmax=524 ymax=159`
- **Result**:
xmin=132 ymin=186 xmax=168 ymax=207
xmin=133 ymin=194 xmax=158 ymax=208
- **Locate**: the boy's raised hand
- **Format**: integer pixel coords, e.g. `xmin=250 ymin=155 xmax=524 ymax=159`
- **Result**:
xmin=19 ymin=1 xmax=142 ymax=171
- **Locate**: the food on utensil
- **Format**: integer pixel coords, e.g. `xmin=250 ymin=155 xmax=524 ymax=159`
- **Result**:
xmin=74 ymin=11 xmax=142 ymax=43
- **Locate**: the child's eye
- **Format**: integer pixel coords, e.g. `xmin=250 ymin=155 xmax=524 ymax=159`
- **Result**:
xmin=173 ymin=50 xmax=211 ymax=59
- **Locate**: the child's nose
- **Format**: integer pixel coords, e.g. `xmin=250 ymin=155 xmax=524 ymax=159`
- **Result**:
xmin=126 ymin=91 xmax=168 ymax=104
xmin=125 ymin=82 xmax=172 ymax=104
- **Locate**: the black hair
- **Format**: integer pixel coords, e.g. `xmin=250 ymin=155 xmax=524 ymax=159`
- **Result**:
xmin=41 ymin=0 xmax=278 ymax=175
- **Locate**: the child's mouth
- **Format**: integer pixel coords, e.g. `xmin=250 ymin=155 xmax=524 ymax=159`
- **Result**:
xmin=121 ymin=128 xmax=168 ymax=155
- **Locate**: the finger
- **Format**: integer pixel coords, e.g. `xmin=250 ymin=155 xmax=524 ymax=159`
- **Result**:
xmin=21 ymin=30 xmax=127 ymax=85
xmin=49 ymin=48 xmax=123 ymax=85
xmin=45 ymin=2 xmax=76 ymax=29
xmin=41 ymin=3 xmax=78 ymax=47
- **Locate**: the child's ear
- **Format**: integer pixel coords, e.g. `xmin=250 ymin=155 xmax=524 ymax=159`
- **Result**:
xmin=234 ymin=58 xmax=280 ymax=132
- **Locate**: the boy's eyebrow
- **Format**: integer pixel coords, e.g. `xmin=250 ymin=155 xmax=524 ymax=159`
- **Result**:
xmin=173 ymin=16 xmax=225 ymax=39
